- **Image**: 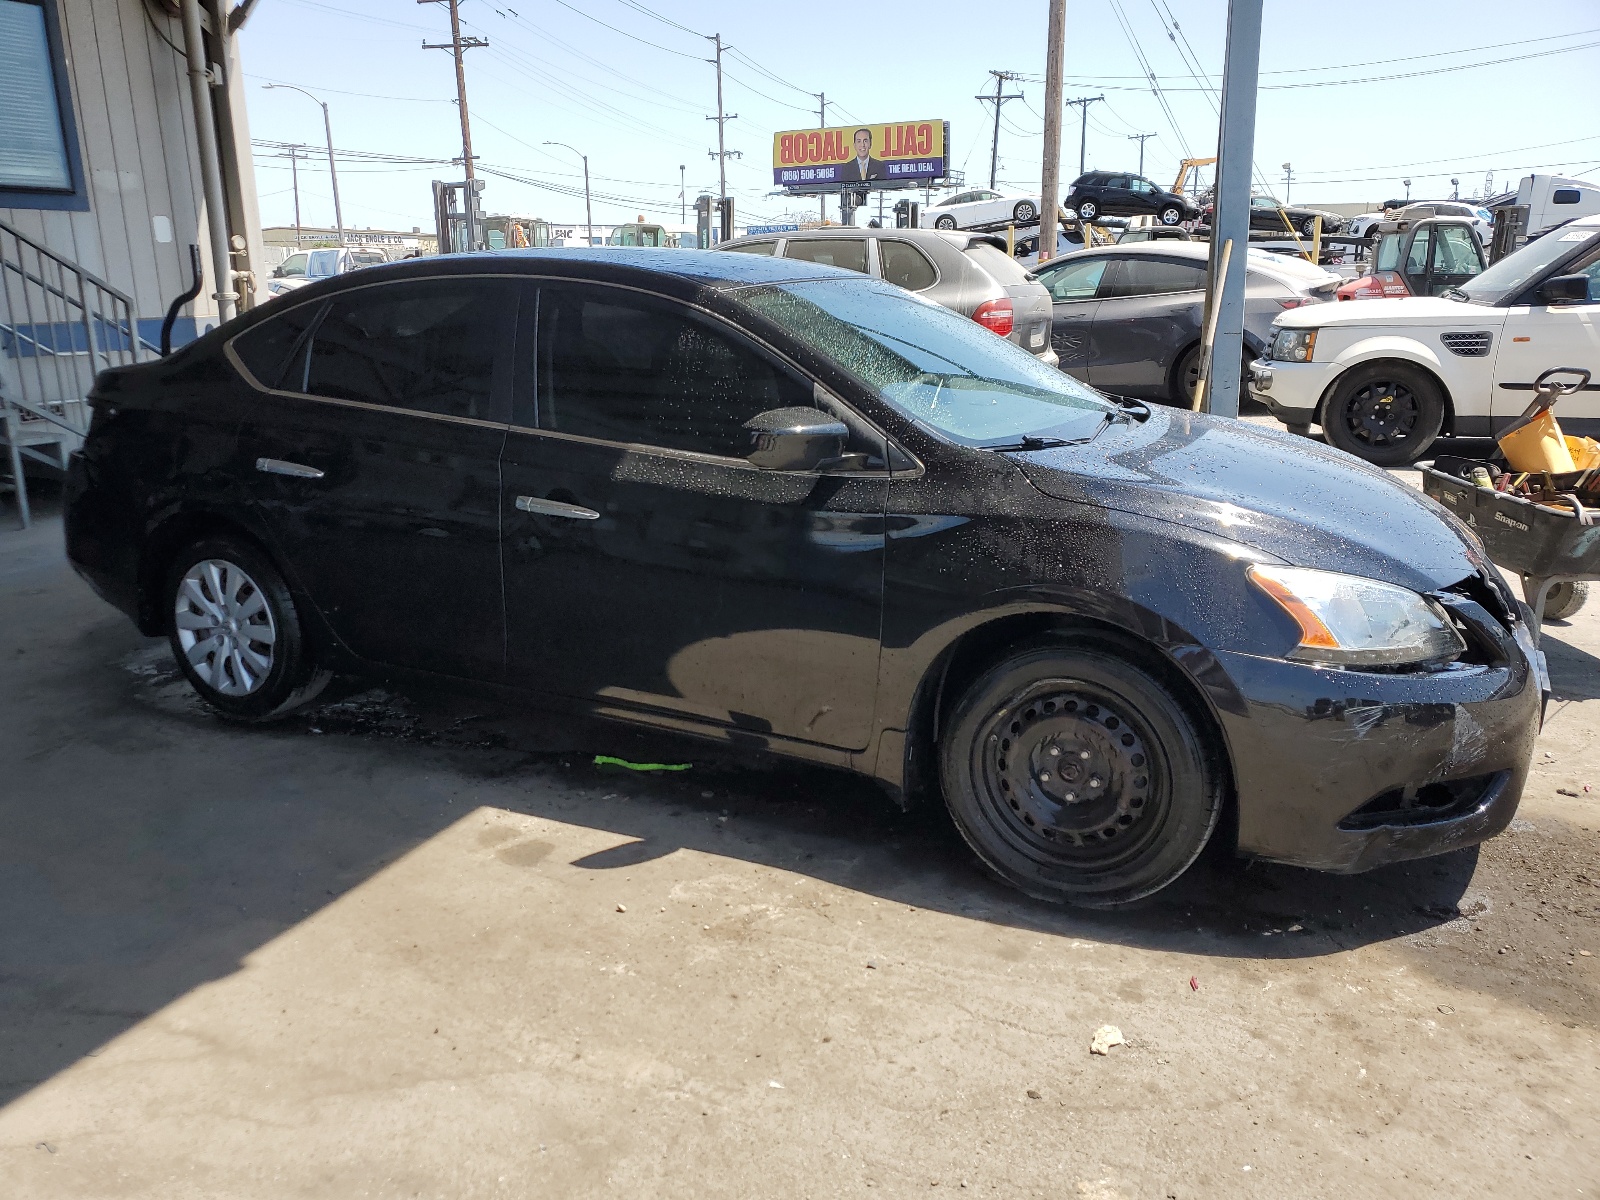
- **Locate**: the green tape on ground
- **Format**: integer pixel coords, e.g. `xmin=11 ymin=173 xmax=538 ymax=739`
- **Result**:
xmin=593 ymin=755 xmax=692 ymax=772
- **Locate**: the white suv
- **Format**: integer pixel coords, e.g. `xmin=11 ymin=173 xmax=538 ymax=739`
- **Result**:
xmin=1248 ymin=214 xmax=1600 ymax=465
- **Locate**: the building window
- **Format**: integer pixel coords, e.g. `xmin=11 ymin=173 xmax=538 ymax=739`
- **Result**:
xmin=0 ymin=0 xmax=87 ymax=210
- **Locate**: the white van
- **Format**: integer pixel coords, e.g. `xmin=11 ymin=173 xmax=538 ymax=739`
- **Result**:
xmin=1515 ymin=174 xmax=1600 ymax=236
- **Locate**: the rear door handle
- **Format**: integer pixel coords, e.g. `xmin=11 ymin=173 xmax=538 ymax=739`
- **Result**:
xmin=515 ymin=495 xmax=599 ymax=520
xmin=256 ymin=457 xmax=324 ymax=479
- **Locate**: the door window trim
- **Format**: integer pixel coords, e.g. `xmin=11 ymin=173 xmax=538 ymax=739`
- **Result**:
xmin=222 ymin=274 xmax=520 ymax=433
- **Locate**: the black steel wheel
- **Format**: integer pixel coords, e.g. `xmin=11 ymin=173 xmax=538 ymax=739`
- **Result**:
xmin=1159 ymin=205 xmax=1183 ymax=225
xmin=1076 ymin=200 xmax=1098 ymax=221
xmin=1013 ymin=200 xmax=1038 ymax=224
xmin=1322 ymin=361 xmax=1444 ymax=466
xmin=940 ymin=638 xmax=1222 ymax=907
xmin=166 ymin=535 xmax=331 ymax=722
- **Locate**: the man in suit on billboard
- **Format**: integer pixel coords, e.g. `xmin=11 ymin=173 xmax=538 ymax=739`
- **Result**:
xmin=839 ymin=128 xmax=884 ymax=182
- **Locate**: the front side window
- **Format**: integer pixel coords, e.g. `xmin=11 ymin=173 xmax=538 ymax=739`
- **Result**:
xmin=784 ymin=238 xmax=868 ymax=274
xmin=536 ymin=285 xmax=812 ymax=459
xmin=304 ymin=279 xmax=510 ymax=421
xmin=1106 ymin=257 xmax=1206 ymax=297
xmin=1405 ymin=229 xmax=1433 ymax=276
xmin=1038 ymin=256 xmax=1110 ymax=301
xmin=878 ymin=240 xmax=937 ymax=291
xmin=736 ymin=277 xmax=1113 ymax=447
xmin=0 ymin=0 xmax=76 ymax=197
xmin=277 ymin=252 xmax=310 ymax=277
xmin=1432 ymin=225 xmax=1481 ymax=275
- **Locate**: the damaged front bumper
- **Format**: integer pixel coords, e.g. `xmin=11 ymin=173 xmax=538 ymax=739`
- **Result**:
xmin=1213 ymin=600 xmax=1541 ymax=873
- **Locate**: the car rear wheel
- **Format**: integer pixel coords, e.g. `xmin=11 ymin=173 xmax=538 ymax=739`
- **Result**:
xmin=1321 ymin=362 xmax=1445 ymax=466
xmin=934 ymin=214 xmax=957 ymax=230
xmin=1299 ymin=216 xmax=1319 ymax=237
xmin=940 ymin=637 xmax=1222 ymax=908
xmin=166 ymin=535 xmax=331 ymax=722
xmin=1172 ymin=344 xmax=1254 ymax=408
xmin=1076 ymin=200 xmax=1097 ymax=221
xmin=1158 ymin=205 xmax=1183 ymax=225
xmin=1013 ymin=200 xmax=1037 ymax=224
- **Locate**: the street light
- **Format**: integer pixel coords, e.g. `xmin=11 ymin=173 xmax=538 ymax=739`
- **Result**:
xmin=1451 ymin=177 xmax=1460 ymax=200
xmin=545 ymin=141 xmax=593 ymax=247
xmin=1281 ymin=161 xmax=1292 ymax=203
xmin=1403 ymin=178 xmax=1412 ymax=202
xmin=263 ymin=83 xmax=344 ymax=247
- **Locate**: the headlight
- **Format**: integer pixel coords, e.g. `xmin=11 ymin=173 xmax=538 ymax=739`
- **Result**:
xmin=1247 ymin=564 xmax=1466 ymax=667
xmin=1271 ymin=328 xmax=1318 ymax=362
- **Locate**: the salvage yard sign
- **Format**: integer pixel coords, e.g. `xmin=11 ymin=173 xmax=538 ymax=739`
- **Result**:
xmin=773 ymin=120 xmax=949 ymax=188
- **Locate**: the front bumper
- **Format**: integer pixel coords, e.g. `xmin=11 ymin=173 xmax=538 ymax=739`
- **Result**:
xmin=1246 ymin=358 xmax=1336 ymax=423
xmin=1214 ymin=607 xmax=1541 ymax=873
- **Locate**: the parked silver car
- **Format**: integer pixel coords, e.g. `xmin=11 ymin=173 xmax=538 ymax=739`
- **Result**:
xmin=717 ymin=227 xmax=1057 ymax=365
xmin=1032 ymin=242 xmax=1340 ymax=404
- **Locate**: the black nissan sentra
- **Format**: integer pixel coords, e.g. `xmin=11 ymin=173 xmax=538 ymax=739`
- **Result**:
xmin=64 ymin=249 xmax=1544 ymax=907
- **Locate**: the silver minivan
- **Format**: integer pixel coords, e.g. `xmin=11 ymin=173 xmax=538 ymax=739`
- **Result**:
xmin=718 ymin=227 xmax=1058 ymax=366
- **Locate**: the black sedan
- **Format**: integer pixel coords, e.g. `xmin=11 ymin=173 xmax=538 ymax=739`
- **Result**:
xmin=64 ymin=249 xmax=1542 ymax=907
xmin=1203 ymin=195 xmax=1348 ymax=238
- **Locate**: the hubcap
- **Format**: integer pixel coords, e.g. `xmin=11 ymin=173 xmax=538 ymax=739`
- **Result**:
xmin=978 ymin=684 xmax=1163 ymax=866
xmin=1345 ymin=380 xmax=1419 ymax=446
xmin=174 ymin=558 xmax=277 ymax=696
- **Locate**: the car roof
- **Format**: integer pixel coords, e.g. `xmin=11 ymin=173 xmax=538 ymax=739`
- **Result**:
xmin=720 ymin=227 xmax=1008 ymax=252
xmin=1037 ymin=240 xmax=1339 ymax=283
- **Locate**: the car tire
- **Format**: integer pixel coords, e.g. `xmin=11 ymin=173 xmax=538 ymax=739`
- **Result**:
xmin=1299 ymin=217 xmax=1319 ymax=237
xmin=166 ymin=535 xmax=331 ymax=722
xmin=1158 ymin=205 xmax=1183 ymax=226
xmin=934 ymin=215 xmax=957 ymax=230
xmin=1013 ymin=200 xmax=1037 ymax=224
xmin=1171 ymin=345 xmax=1254 ymax=409
xmin=939 ymin=635 xmax=1222 ymax=908
xmin=1076 ymin=200 xmax=1097 ymax=221
xmin=1524 ymin=577 xmax=1588 ymax=623
xmin=1321 ymin=362 xmax=1445 ymax=466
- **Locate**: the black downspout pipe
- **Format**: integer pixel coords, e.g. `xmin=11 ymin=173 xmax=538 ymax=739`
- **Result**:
xmin=160 ymin=245 xmax=204 ymax=357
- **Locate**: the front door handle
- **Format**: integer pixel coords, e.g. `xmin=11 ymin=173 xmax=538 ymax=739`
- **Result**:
xmin=256 ymin=457 xmax=324 ymax=479
xmin=515 ymin=495 xmax=599 ymax=520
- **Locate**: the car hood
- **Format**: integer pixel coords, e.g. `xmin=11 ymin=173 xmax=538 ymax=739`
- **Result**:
xmin=1012 ymin=408 xmax=1486 ymax=593
xmin=1274 ymin=295 xmax=1503 ymax=329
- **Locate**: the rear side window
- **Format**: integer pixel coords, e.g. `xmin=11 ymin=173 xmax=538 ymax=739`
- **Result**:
xmin=785 ymin=238 xmax=868 ymax=273
xmin=1553 ymin=188 xmax=1582 ymax=205
xmin=725 ymin=240 xmax=777 ymax=255
xmin=231 ymin=302 xmax=319 ymax=390
xmin=304 ymin=279 xmax=511 ymax=421
xmin=1104 ymin=257 xmax=1207 ymax=297
xmin=878 ymin=240 xmax=937 ymax=291
xmin=536 ymin=284 xmax=812 ymax=459
xmin=963 ymin=242 xmax=1033 ymax=285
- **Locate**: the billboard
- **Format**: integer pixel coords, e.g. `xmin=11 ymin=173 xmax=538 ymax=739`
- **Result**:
xmin=773 ymin=120 xmax=947 ymax=189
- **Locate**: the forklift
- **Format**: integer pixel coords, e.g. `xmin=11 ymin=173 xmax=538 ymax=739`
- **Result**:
xmin=1336 ymin=211 xmax=1486 ymax=300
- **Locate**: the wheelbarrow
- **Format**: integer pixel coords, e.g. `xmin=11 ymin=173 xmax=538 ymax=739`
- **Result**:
xmin=1421 ymin=367 xmax=1600 ymax=640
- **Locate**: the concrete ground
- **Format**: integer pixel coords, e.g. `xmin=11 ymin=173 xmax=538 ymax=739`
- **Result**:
xmin=1 ymin=472 xmax=1597 ymax=1199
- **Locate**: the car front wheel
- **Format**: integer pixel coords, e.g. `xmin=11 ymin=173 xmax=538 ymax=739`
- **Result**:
xmin=1159 ymin=205 xmax=1183 ymax=225
xmin=934 ymin=214 xmax=957 ymax=230
xmin=1321 ymin=362 xmax=1445 ymax=466
xmin=167 ymin=535 xmax=331 ymax=722
xmin=940 ymin=636 xmax=1222 ymax=908
xmin=1076 ymin=200 xmax=1097 ymax=221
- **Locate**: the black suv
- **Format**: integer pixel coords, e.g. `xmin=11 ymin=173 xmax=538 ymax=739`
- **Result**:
xmin=1066 ymin=172 xmax=1197 ymax=225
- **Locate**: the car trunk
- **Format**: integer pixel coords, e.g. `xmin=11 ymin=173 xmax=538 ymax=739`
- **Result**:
xmin=963 ymin=241 xmax=1054 ymax=357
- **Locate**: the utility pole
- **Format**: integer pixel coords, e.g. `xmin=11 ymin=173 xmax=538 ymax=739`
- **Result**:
xmin=976 ymin=70 xmax=1025 ymax=190
xmin=705 ymin=33 xmax=739 ymax=210
xmin=1038 ymin=0 xmax=1066 ymax=263
xmin=287 ymin=146 xmax=303 ymax=246
xmin=1281 ymin=162 xmax=1293 ymax=202
xmin=680 ymin=164 xmax=686 ymax=223
xmin=1063 ymin=95 xmax=1104 ymax=177
xmin=1127 ymin=132 xmax=1157 ymax=177
xmin=421 ymin=0 xmax=487 ymax=244
xmin=816 ymin=92 xmax=829 ymax=222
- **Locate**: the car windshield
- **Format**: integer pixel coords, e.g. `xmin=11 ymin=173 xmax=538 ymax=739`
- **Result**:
xmin=1452 ymin=227 xmax=1599 ymax=304
xmin=734 ymin=277 xmax=1115 ymax=446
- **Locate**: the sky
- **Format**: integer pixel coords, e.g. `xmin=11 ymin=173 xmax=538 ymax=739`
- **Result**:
xmin=237 ymin=0 xmax=1600 ymax=234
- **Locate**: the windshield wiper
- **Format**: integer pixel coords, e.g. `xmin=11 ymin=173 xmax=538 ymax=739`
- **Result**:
xmin=978 ymin=434 xmax=1072 ymax=451
xmin=1105 ymin=394 xmax=1151 ymax=421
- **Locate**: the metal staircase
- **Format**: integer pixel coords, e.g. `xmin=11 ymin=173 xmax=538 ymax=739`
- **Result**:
xmin=1 ymin=218 xmax=156 ymax=527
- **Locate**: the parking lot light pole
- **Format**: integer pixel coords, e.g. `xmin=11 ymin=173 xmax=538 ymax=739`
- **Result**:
xmin=1199 ymin=0 xmax=1263 ymax=420
xmin=264 ymin=83 xmax=345 ymax=248
xmin=545 ymin=141 xmax=593 ymax=245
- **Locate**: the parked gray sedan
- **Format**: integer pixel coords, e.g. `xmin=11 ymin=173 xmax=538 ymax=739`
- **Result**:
xmin=1032 ymin=243 xmax=1340 ymax=405
xmin=718 ymin=227 xmax=1057 ymax=365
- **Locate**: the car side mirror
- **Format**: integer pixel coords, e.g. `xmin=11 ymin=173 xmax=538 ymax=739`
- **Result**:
xmin=1538 ymin=274 xmax=1590 ymax=304
xmin=744 ymin=407 xmax=849 ymax=471
xmin=271 ymin=265 xmax=284 ymax=278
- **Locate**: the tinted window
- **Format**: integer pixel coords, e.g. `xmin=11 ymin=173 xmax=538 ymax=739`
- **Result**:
xmin=305 ymin=279 xmax=509 ymax=420
xmin=537 ymin=285 xmax=811 ymax=459
xmin=1039 ymin=256 xmax=1109 ymax=300
xmin=1106 ymin=257 xmax=1207 ymax=297
xmin=784 ymin=238 xmax=868 ymax=273
xmin=725 ymin=240 xmax=777 ymax=255
xmin=1106 ymin=177 xmax=1131 ymax=190
xmin=878 ymin=240 xmax=937 ymax=291
xmin=231 ymin=301 xmax=320 ymax=390
xmin=1553 ymin=189 xmax=1581 ymax=205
